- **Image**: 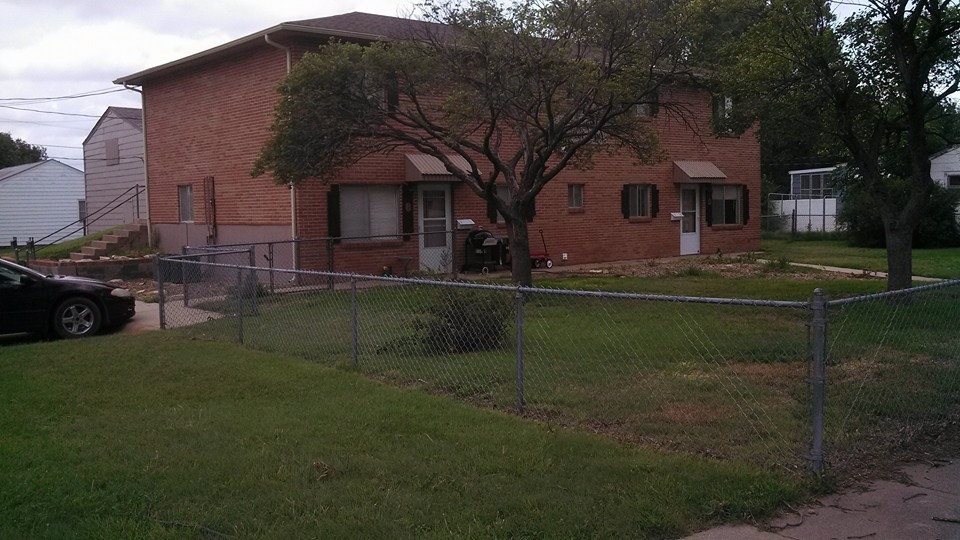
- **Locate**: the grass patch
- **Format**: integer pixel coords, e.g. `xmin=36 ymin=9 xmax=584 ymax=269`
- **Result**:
xmin=0 ymin=332 xmax=804 ymax=538
xmin=762 ymin=239 xmax=960 ymax=279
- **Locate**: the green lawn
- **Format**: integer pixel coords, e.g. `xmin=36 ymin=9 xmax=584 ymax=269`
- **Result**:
xmin=168 ymin=269 xmax=958 ymax=474
xmin=0 ymin=332 xmax=803 ymax=539
xmin=762 ymin=239 xmax=960 ymax=279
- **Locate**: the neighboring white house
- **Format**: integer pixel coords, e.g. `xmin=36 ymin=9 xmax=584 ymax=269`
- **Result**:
xmin=0 ymin=160 xmax=85 ymax=247
xmin=82 ymin=106 xmax=146 ymax=234
xmin=931 ymin=145 xmax=960 ymax=190
xmin=768 ymin=167 xmax=839 ymax=233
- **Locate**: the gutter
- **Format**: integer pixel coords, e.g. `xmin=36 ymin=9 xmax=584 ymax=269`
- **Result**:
xmin=123 ymin=83 xmax=152 ymax=248
xmin=263 ymin=34 xmax=299 ymax=270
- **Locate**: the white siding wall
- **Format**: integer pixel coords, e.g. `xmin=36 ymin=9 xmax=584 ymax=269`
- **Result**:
xmin=931 ymin=148 xmax=960 ymax=187
xmin=0 ymin=161 xmax=86 ymax=246
xmin=770 ymin=198 xmax=838 ymax=232
xmin=83 ymin=112 xmax=146 ymax=233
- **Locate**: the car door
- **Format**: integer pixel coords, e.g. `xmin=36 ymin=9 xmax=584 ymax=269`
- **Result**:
xmin=0 ymin=264 xmax=50 ymax=334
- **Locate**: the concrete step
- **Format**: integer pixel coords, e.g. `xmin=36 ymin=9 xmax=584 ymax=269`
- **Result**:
xmin=69 ymin=252 xmax=91 ymax=261
xmin=81 ymin=245 xmax=105 ymax=257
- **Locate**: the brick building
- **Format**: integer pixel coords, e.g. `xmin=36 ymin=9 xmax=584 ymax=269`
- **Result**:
xmin=115 ymin=12 xmax=760 ymax=275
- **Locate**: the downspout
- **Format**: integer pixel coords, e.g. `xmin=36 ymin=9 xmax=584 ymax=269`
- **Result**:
xmin=123 ymin=83 xmax=151 ymax=248
xmin=264 ymin=34 xmax=298 ymax=269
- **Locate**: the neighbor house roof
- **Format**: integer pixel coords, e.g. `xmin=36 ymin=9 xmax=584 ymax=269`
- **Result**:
xmin=114 ymin=12 xmax=447 ymax=86
xmin=0 ymin=161 xmax=44 ymax=183
xmin=930 ymin=145 xmax=960 ymax=161
xmin=0 ymin=160 xmax=81 ymax=184
xmin=82 ymin=106 xmax=143 ymax=146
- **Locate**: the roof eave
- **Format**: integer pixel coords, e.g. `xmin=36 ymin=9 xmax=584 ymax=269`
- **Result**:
xmin=113 ymin=23 xmax=391 ymax=87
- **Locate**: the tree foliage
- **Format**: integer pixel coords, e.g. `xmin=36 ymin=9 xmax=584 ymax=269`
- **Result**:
xmin=0 ymin=132 xmax=46 ymax=169
xmin=254 ymin=0 xmax=697 ymax=285
xmin=716 ymin=0 xmax=960 ymax=289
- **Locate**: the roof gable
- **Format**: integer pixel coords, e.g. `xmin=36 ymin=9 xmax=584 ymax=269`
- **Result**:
xmin=930 ymin=145 xmax=960 ymax=162
xmin=0 ymin=160 xmax=82 ymax=184
xmin=115 ymin=12 xmax=448 ymax=86
xmin=82 ymin=106 xmax=143 ymax=146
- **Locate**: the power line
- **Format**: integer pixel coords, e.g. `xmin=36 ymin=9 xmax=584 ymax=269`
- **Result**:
xmin=0 ymin=104 xmax=101 ymax=118
xmin=0 ymin=88 xmax=126 ymax=104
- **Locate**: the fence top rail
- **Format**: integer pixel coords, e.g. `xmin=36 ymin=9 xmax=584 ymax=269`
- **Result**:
xmin=826 ymin=278 xmax=960 ymax=307
xmin=164 ymin=249 xmax=253 ymax=260
xmin=157 ymin=256 xmax=810 ymax=308
xmin=186 ymin=230 xmax=462 ymax=250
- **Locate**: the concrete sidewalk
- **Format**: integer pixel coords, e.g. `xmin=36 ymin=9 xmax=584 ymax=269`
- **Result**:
xmin=755 ymin=259 xmax=945 ymax=283
xmin=685 ymin=459 xmax=960 ymax=540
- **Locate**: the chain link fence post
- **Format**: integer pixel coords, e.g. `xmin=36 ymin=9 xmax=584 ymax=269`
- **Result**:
xmin=326 ymin=239 xmax=335 ymax=290
xmin=515 ymin=288 xmax=525 ymax=413
xmin=809 ymin=288 xmax=826 ymax=475
xmin=351 ymin=277 xmax=359 ymax=367
xmin=236 ymin=266 xmax=244 ymax=345
xmin=153 ymin=255 xmax=167 ymax=330
xmin=268 ymin=242 xmax=275 ymax=294
xmin=181 ymin=246 xmax=191 ymax=307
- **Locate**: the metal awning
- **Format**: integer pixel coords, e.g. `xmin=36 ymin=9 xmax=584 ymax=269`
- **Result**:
xmin=673 ymin=161 xmax=727 ymax=184
xmin=405 ymin=154 xmax=473 ymax=182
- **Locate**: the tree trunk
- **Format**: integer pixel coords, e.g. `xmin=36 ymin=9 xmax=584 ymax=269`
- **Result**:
xmin=884 ymin=223 xmax=914 ymax=291
xmin=506 ymin=217 xmax=532 ymax=286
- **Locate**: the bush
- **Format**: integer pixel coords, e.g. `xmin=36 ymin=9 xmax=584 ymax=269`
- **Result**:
xmin=838 ymin=183 xmax=960 ymax=248
xmin=418 ymin=288 xmax=512 ymax=354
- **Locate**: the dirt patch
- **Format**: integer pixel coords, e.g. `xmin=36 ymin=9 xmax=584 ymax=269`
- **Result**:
xmin=548 ymin=253 xmax=872 ymax=280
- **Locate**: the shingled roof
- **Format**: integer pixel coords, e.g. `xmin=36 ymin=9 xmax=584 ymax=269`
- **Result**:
xmin=115 ymin=12 xmax=447 ymax=86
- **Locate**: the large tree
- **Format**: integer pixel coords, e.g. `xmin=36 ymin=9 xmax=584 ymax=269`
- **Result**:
xmin=0 ymin=132 xmax=46 ymax=169
xmin=253 ymin=0 xmax=695 ymax=285
xmin=718 ymin=0 xmax=960 ymax=290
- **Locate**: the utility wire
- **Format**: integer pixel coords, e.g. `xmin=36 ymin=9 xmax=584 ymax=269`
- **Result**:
xmin=0 ymin=104 xmax=101 ymax=118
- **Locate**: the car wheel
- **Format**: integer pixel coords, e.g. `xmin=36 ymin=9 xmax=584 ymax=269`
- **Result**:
xmin=53 ymin=298 xmax=102 ymax=339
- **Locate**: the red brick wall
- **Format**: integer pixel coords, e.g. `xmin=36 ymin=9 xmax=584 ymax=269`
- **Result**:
xmin=144 ymin=39 xmax=760 ymax=270
xmin=144 ymin=43 xmax=293 ymax=252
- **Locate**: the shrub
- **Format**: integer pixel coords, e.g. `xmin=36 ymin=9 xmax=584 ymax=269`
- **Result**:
xmin=417 ymin=288 xmax=512 ymax=354
xmin=838 ymin=181 xmax=960 ymax=248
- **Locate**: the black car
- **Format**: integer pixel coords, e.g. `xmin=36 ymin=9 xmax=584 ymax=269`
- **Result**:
xmin=0 ymin=258 xmax=136 ymax=338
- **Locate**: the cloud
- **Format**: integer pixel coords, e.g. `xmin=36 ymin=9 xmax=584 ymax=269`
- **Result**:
xmin=0 ymin=0 xmax=414 ymax=169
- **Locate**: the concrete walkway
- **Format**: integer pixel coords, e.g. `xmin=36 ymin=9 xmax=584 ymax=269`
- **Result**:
xmin=686 ymin=459 xmax=960 ymax=540
xmin=119 ymin=301 xmax=161 ymax=334
xmin=756 ymin=259 xmax=945 ymax=283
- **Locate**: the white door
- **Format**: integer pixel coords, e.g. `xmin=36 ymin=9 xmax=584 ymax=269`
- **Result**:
xmin=418 ymin=184 xmax=453 ymax=273
xmin=679 ymin=185 xmax=700 ymax=255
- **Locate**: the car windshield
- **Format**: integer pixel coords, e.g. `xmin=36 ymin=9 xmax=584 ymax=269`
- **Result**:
xmin=0 ymin=259 xmax=46 ymax=280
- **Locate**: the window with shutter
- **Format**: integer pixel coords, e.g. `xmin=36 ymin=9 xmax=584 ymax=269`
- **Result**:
xmin=339 ymin=185 xmax=400 ymax=240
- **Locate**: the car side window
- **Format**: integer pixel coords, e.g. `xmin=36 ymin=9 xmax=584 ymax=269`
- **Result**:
xmin=0 ymin=266 xmax=23 ymax=286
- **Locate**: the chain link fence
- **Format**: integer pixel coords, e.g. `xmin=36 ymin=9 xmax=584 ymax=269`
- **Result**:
xmin=153 ymin=255 xmax=960 ymax=475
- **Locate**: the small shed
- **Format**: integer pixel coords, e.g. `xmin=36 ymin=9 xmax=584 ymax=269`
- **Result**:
xmin=0 ymin=160 xmax=86 ymax=247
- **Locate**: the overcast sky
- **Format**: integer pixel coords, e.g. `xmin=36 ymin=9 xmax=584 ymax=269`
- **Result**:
xmin=0 ymin=0 xmax=410 ymax=170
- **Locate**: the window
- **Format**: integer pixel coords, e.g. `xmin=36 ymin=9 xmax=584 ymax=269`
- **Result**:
xmin=624 ymin=184 xmax=650 ymax=218
xmin=178 ymin=185 xmax=194 ymax=222
xmin=797 ymin=172 xmax=833 ymax=198
xmin=568 ymin=184 xmax=584 ymax=209
xmin=712 ymin=185 xmax=742 ymax=225
xmin=340 ymin=185 xmax=400 ymax=240
xmin=633 ymin=91 xmax=659 ymax=118
xmin=712 ymin=95 xmax=734 ymax=135
xmin=105 ymin=138 xmax=119 ymax=166
xmin=948 ymin=175 xmax=960 ymax=189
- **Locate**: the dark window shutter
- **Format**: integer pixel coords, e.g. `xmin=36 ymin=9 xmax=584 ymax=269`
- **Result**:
xmin=742 ymin=186 xmax=750 ymax=225
xmin=704 ymin=184 xmax=713 ymax=227
xmin=487 ymin=195 xmax=498 ymax=223
xmin=525 ymin=197 xmax=536 ymax=222
xmin=401 ymin=183 xmax=414 ymax=240
xmin=621 ymin=185 xmax=630 ymax=218
xmin=327 ymin=185 xmax=341 ymax=243
xmin=651 ymin=185 xmax=659 ymax=218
